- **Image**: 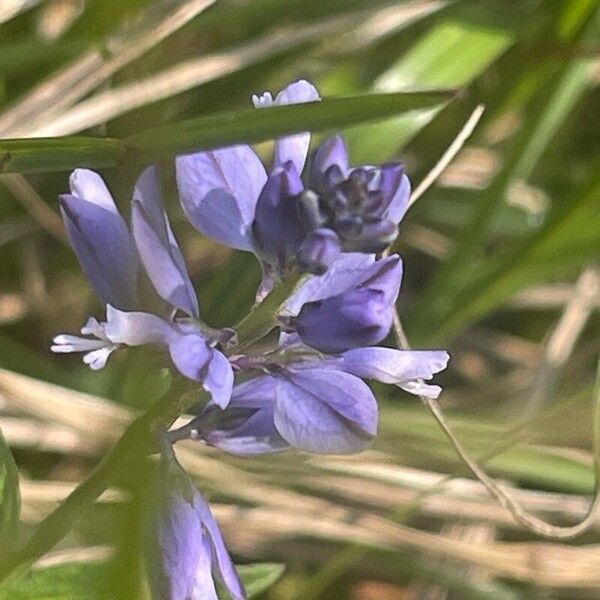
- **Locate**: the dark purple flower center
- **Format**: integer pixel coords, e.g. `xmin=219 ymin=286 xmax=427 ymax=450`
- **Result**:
xmin=311 ymin=166 xmax=399 ymax=254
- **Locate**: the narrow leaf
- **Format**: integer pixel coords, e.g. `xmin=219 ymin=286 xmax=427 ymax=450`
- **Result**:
xmin=127 ymin=89 xmax=455 ymax=157
xmin=0 ymin=560 xmax=110 ymax=599
xmin=0 ymin=90 xmax=453 ymax=174
xmin=0 ymin=428 xmax=19 ymax=551
xmin=0 ymin=138 xmax=122 ymax=175
xmin=238 ymin=563 xmax=285 ymax=598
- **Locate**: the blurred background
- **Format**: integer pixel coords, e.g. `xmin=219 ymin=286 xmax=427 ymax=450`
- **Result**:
xmin=0 ymin=0 xmax=599 ymax=598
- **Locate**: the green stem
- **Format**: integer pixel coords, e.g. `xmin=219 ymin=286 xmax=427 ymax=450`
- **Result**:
xmin=230 ymin=273 xmax=304 ymax=353
xmin=0 ymin=378 xmax=195 ymax=585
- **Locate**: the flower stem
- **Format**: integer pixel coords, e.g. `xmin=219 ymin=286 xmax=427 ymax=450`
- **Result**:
xmin=392 ymin=307 xmax=600 ymax=539
xmin=230 ymin=273 xmax=304 ymax=353
xmin=0 ymin=378 xmax=195 ymax=584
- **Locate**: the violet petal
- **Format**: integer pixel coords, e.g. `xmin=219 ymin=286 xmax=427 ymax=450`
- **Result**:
xmin=309 ymin=135 xmax=350 ymax=192
xmin=340 ymin=348 xmax=449 ymax=384
xmin=282 ymin=253 xmax=376 ymax=316
xmin=383 ymin=170 xmax=411 ymax=224
xmin=176 ymin=146 xmax=267 ymax=250
xmin=202 ymin=349 xmax=234 ymax=409
xmin=194 ymin=494 xmax=246 ymax=600
xmin=274 ymin=368 xmax=377 ymax=454
xmin=59 ymin=169 xmax=139 ymax=309
xmin=132 ymin=166 xmax=199 ymax=317
xmin=251 ymin=162 xmax=305 ymax=267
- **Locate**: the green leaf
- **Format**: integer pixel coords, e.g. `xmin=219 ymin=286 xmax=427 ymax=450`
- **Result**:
xmin=0 ymin=90 xmax=453 ymax=174
xmin=0 ymin=428 xmax=19 ymax=550
xmin=0 ymin=138 xmax=121 ymax=175
xmin=345 ymin=18 xmax=514 ymax=162
xmin=0 ymin=560 xmax=110 ymax=600
xmin=127 ymin=89 xmax=454 ymax=157
xmin=238 ymin=563 xmax=285 ymax=598
xmin=231 ymin=273 xmax=305 ymax=352
xmin=0 ymin=560 xmax=285 ymax=600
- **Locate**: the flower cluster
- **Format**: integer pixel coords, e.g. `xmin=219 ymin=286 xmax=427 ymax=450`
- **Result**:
xmin=51 ymin=80 xmax=448 ymax=599
xmin=177 ymin=80 xmax=410 ymax=284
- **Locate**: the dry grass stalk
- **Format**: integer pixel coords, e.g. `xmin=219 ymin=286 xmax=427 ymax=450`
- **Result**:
xmin=0 ymin=0 xmax=217 ymax=135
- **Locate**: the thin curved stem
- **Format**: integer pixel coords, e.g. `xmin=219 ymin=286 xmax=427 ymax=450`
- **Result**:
xmin=408 ymin=104 xmax=486 ymax=208
xmin=392 ymin=309 xmax=600 ymax=540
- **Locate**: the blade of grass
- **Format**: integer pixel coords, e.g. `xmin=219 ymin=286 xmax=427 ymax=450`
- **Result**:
xmin=413 ymin=7 xmax=598 ymax=340
xmin=345 ymin=18 xmax=513 ymax=163
xmin=0 ymin=0 xmax=217 ymax=136
xmin=0 ymin=89 xmax=454 ymax=174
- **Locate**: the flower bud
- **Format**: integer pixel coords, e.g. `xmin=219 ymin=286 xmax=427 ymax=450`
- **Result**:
xmin=293 ymin=288 xmax=392 ymax=353
xmin=289 ymin=255 xmax=402 ymax=353
xmin=297 ymin=228 xmax=341 ymax=275
xmin=251 ymin=162 xmax=307 ymax=271
xmin=146 ymin=450 xmax=245 ymax=600
xmin=308 ymin=137 xmax=411 ymax=254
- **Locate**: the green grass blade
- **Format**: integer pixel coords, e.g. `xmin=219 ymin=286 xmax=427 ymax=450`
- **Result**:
xmin=0 ymin=428 xmax=19 ymax=552
xmin=0 ymin=89 xmax=453 ymax=174
xmin=126 ymin=89 xmax=454 ymax=157
xmin=0 ymin=137 xmax=122 ymax=175
xmin=345 ymin=18 xmax=514 ymax=163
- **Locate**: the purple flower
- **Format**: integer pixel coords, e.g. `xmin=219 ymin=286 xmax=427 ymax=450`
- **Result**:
xmin=147 ymin=450 xmax=245 ymax=600
xmin=51 ymin=167 xmax=233 ymax=407
xmin=59 ymin=169 xmax=139 ymax=310
xmin=250 ymin=161 xmax=307 ymax=272
xmin=297 ymin=228 xmax=341 ymax=275
xmin=175 ymin=81 xmax=411 ymax=280
xmin=180 ymin=78 xmax=365 ymax=281
xmin=176 ymin=80 xmax=319 ymax=261
xmin=281 ymin=253 xmax=402 ymax=353
xmin=175 ymin=347 xmax=448 ymax=456
xmin=308 ymin=135 xmax=411 ymax=254
xmin=171 ymin=248 xmax=447 ymax=456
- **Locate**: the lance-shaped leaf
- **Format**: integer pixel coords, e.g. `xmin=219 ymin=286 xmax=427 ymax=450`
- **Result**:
xmin=0 ymin=89 xmax=453 ymax=174
xmin=0 ymin=428 xmax=20 ymax=550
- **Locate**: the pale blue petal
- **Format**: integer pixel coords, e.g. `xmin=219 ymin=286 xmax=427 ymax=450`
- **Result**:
xmin=132 ymin=166 xmax=199 ymax=317
xmin=104 ymin=305 xmax=173 ymax=346
xmin=168 ymin=333 xmax=212 ymax=380
xmin=384 ymin=171 xmax=411 ymax=224
xmin=176 ymin=146 xmax=266 ymax=250
xmin=282 ymin=253 xmax=376 ymax=316
xmin=60 ymin=169 xmax=138 ymax=309
xmin=153 ymin=491 xmax=204 ymax=600
xmin=186 ymin=376 xmax=287 ymax=455
xmin=272 ymin=80 xmax=320 ymax=174
xmin=340 ymin=348 xmax=449 ymax=384
xmin=309 ymin=135 xmax=349 ymax=191
xmin=400 ymin=380 xmax=443 ymax=399
xmin=202 ymin=350 xmax=234 ymax=409
xmin=191 ymin=536 xmax=219 ymax=600
xmin=274 ymin=369 xmax=377 ymax=454
xmin=194 ymin=495 xmax=246 ymax=600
